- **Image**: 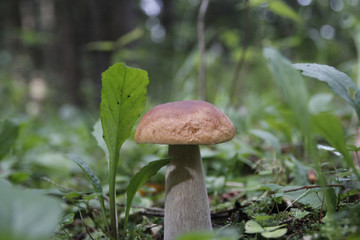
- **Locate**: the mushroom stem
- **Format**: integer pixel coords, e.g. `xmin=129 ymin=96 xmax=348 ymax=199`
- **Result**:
xmin=164 ymin=145 xmax=212 ymax=240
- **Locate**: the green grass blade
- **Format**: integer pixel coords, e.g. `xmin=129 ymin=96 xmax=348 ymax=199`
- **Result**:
xmin=124 ymin=158 xmax=170 ymax=231
xmin=263 ymin=48 xmax=314 ymax=154
xmin=66 ymin=154 xmax=109 ymax=232
xmin=294 ymin=63 xmax=360 ymax=119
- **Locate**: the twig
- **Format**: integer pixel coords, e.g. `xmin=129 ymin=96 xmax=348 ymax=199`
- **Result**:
xmin=140 ymin=207 xmax=164 ymax=217
xmin=41 ymin=176 xmax=74 ymax=192
xmin=284 ymin=189 xmax=311 ymax=212
xmin=197 ymin=0 xmax=209 ymax=101
xmin=283 ymin=184 xmax=346 ymax=193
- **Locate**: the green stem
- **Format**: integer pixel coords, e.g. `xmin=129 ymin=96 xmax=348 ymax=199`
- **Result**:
xmin=60 ymin=224 xmax=72 ymax=240
xmin=109 ymin=153 xmax=119 ymax=240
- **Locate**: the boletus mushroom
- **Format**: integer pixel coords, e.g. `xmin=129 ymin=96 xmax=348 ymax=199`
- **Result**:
xmin=135 ymin=100 xmax=235 ymax=240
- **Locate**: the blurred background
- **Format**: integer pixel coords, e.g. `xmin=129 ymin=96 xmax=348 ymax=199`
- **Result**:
xmin=2 ymin=1 xmax=360 ymax=238
xmin=2 ymin=0 xmax=360 ymax=117
xmin=2 ymin=0 xmax=360 ymax=190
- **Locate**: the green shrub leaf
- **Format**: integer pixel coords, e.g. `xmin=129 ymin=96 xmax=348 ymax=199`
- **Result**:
xmin=124 ymin=158 xmax=170 ymax=230
xmin=294 ymin=63 xmax=360 ymax=119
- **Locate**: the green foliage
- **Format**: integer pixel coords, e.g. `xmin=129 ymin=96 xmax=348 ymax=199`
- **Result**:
xmin=0 ymin=119 xmax=19 ymax=160
xmin=0 ymin=179 xmax=62 ymax=240
xmin=263 ymin=48 xmax=311 ymax=144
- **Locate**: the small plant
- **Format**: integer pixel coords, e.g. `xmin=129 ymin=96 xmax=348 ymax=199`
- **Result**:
xmin=100 ymin=63 xmax=149 ymax=239
xmin=68 ymin=63 xmax=171 ymax=239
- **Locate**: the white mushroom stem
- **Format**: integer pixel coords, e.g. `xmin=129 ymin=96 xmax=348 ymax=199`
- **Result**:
xmin=164 ymin=145 xmax=212 ymax=240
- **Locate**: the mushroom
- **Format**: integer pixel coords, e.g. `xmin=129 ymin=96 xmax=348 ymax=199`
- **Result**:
xmin=134 ymin=100 xmax=235 ymax=240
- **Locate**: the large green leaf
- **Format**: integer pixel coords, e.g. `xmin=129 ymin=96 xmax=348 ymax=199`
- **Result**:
xmin=124 ymin=158 xmax=170 ymax=230
xmin=0 ymin=119 xmax=19 ymax=160
xmin=294 ymin=63 xmax=360 ymax=119
xmin=100 ymin=63 xmax=149 ymax=166
xmin=0 ymin=179 xmax=62 ymax=240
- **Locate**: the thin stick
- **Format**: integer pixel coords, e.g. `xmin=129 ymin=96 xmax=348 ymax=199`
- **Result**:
xmin=284 ymin=189 xmax=311 ymax=211
xmin=41 ymin=177 xmax=73 ymax=192
xmin=197 ymin=0 xmax=209 ymax=101
xmin=283 ymin=184 xmax=345 ymax=193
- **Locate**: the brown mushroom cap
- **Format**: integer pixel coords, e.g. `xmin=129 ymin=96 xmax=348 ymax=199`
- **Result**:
xmin=135 ymin=100 xmax=235 ymax=145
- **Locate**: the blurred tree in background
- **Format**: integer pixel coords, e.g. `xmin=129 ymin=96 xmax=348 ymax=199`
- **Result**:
xmin=1 ymin=0 xmax=360 ymax=115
